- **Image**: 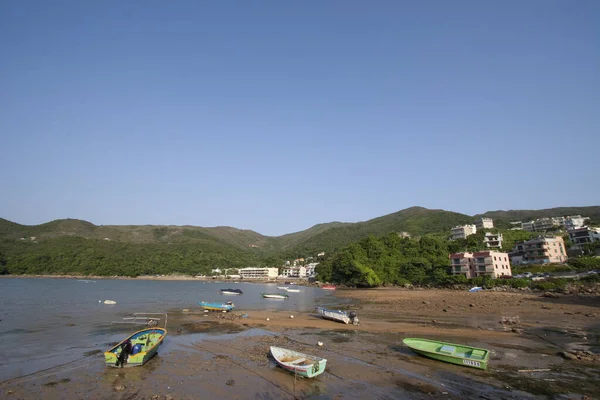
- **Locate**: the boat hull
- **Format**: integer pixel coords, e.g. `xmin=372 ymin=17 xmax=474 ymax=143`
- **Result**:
xmin=402 ymin=338 xmax=489 ymax=370
xmin=220 ymin=290 xmax=243 ymax=295
xmin=315 ymin=306 xmax=358 ymax=325
xmin=261 ymin=293 xmax=289 ymax=299
xmin=270 ymin=346 xmax=327 ymax=378
xmin=199 ymin=301 xmax=235 ymax=311
xmin=104 ymin=328 xmax=166 ymax=367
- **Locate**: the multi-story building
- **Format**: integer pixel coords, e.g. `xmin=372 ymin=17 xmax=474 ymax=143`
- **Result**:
xmin=522 ymin=221 xmax=535 ymax=232
xmin=568 ymin=227 xmax=600 ymax=250
xmin=451 ymin=224 xmax=477 ymax=240
xmin=450 ymin=251 xmax=511 ymax=279
xmin=521 ymin=236 xmax=567 ymax=264
xmin=304 ymin=262 xmax=318 ymax=277
xmin=484 ymin=232 xmax=503 ymax=248
xmin=450 ymin=252 xmax=475 ymax=278
xmin=239 ymin=267 xmax=279 ymax=280
xmin=472 ymin=251 xmax=512 ymax=278
xmin=279 ymin=266 xmax=307 ymax=278
xmin=475 ymin=217 xmax=494 ymax=230
xmin=534 ymin=218 xmax=555 ymax=232
xmin=565 ymin=215 xmax=587 ymax=230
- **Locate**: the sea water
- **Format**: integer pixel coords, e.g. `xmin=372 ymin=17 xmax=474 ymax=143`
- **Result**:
xmin=0 ymin=277 xmax=339 ymax=381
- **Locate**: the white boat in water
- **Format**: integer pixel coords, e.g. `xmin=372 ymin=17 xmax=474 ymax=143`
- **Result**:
xmin=284 ymin=288 xmax=300 ymax=293
xmin=262 ymin=293 xmax=289 ymax=299
xmin=315 ymin=306 xmax=359 ymax=325
xmin=277 ymin=286 xmax=289 ymax=290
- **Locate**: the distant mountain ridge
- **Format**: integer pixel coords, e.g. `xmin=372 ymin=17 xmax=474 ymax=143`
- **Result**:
xmin=2 ymin=205 xmax=599 ymax=256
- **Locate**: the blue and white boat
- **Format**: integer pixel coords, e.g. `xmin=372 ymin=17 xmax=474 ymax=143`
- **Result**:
xmin=315 ymin=306 xmax=359 ymax=325
xmin=199 ymin=301 xmax=235 ymax=311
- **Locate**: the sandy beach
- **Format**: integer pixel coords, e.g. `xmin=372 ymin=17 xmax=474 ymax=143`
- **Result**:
xmin=1 ymin=287 xmax=598 ymax=399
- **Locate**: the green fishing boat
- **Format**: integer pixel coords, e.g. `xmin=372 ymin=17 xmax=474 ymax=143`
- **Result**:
xmin=403 ymin=338 xmax=490 ymax=370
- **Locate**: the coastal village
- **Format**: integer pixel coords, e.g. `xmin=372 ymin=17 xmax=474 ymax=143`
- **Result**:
xmin=203 ymin=214 xmax=600 ymax=285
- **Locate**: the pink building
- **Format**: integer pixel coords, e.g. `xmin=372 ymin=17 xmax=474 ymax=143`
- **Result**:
xmin=450 ymin=251 xmax=512 ymax=279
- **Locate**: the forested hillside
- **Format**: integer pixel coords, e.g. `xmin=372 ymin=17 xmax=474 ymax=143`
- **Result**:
xmin=1 ymin=205 xmax=599 ymax=277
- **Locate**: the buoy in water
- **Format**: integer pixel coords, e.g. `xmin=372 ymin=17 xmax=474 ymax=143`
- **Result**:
xmin=266 ymin=318 xmax=270 ymax=321
xmin=290 ymin=315 xmax=294 ymax=319
xmin=317 ymin=341 xmax=324 ymax=347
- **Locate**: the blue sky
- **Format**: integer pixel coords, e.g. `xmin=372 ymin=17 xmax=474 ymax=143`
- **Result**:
xmin=1 ymin=1 xmax=599 ymax=236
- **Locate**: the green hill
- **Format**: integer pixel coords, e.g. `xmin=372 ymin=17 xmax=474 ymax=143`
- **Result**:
xmin=1 ymin=205 xmax=599 ymax=276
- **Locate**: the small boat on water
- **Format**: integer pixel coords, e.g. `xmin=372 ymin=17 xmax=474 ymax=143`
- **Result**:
xmin=270 ymin=346 xmax=327 ymax=378
xmin=321 ymin=285 xmax=336 ymax=290
xmin=277 ymin=286 xmax=289 ymax=290
xmin=103 ymin=300 xmax=117 ymax=305
xmin=105 ymin=327 xmax=166 ymax=368
xmin=285 ymin=288 xmax=300 ymax=293
xmin=220 ymin=288 xmax=243 ymax=295
xmin=261 ymin=293 xmax=289 ymax=299
xmin=315 ymin=306 xmax=359 ymax=325
xmin=402 ymin=338 xmax=490 ymax=370
xmin=199 ymin=301 xmax=235 ymax=311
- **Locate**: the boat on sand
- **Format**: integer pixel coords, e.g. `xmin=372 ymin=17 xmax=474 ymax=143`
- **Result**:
xmin=199 ymin=301 xmax=235 ymax=311
xmin=105 ymin=327 xmax=166 ymax=368
xmin=315 ymin=306 xmax=359 ymax=325
xmin=270 ymin=346 xmax=327 ymax=378
xmin=402 ymin=338 xmax=490 ymax=370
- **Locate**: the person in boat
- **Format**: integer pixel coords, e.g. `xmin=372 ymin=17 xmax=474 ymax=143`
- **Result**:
xmin=116 ymin=339 xmax=133 ymax=367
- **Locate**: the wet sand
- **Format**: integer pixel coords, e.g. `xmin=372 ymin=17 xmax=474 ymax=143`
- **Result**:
xmin=1 ymin=288 xmax=599 ymax=399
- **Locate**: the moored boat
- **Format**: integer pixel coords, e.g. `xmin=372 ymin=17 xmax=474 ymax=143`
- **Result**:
xmin=315 ymin=306 xmax=359 ymax=325
xmin=321 ymin=285 xmax=336 ymax=290
xmin=104 ymin=327 xmax=166 ymax=367
xmin=199 ymin=301 xmax=235 ymax=311
xmin=220 ymin=288 xmax=243 ymax=295
xmin=277 ymin=286 xmax=289 ymax=290
xmin=284 ymin=288 xmax=300 ymax=293
xmin=261 ymin=293 xmax=289 ymax=299
xmin=402 ymin=338 xmax=490 ymax=370
xmin=270 ymin=346 xmax=327 ymax=378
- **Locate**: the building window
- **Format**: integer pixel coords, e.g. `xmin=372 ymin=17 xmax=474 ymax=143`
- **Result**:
xmin=494 ymin=256 xmax=497 ymax=260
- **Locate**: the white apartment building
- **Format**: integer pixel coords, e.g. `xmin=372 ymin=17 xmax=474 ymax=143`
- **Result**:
xmin=476 ymin=218 xmax=494 ymax=230
xmin=522 ymin=221 xmax=535 ymax=232
xmin=565 ymin=215 xmax=587 ymax=230
xmin=239 ymin=267 xmax=279 ymax=280
xmin=451 ymin=224 xmax=477 ymax=240
xmin=484 ymin=232 xmax=503 ymax=248
xmin=304 ymin=262 xmax=318 ymax=277
xmin=279 ymin=266 xmax=307 ymax=278
xmin=568 ymin=226 xmax=600 ymax=250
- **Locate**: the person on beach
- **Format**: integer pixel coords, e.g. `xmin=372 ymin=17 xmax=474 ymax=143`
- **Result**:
xmin=115 ymin=339 xmax=133 ymax=367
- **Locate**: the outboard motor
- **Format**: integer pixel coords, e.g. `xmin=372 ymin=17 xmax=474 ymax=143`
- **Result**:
xmin=349 ymin=311 xmax=359 ymax=326
xmin=116 ymin=339 xmax=133 ymax=367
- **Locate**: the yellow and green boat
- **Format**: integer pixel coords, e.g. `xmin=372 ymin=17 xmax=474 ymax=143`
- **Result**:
xmin=403 ymin=338 xmax=490 ymax=370
xmin=105 ymin=327 xmax=166 ymax=367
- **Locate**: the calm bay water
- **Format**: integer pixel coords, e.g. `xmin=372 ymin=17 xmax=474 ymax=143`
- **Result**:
xmin=0 ymin=277 xmax=340 ymax=381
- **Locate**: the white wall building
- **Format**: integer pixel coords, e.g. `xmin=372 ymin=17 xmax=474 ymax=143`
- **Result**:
xmin=239 ymin=267 xmax=279 ymax=280
xmin=568 ymin=226 xmax=600 ymax=250
xmin=279 ymin=266 xmax=307 ymax=278
xmin=476 ymin=218 xmax=494 ymax=230
xmin=522 ymin=221 xmax=535 ymax=232
xmin=304 ymin=263 xmax=318 ymax=277
xmin=484 ymin=232 xmax=503 ymax=248
xmin=565 ymin=215 xmax=587 ymax=230
xmin=451 ymin=224 xmax=477 ymax=240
